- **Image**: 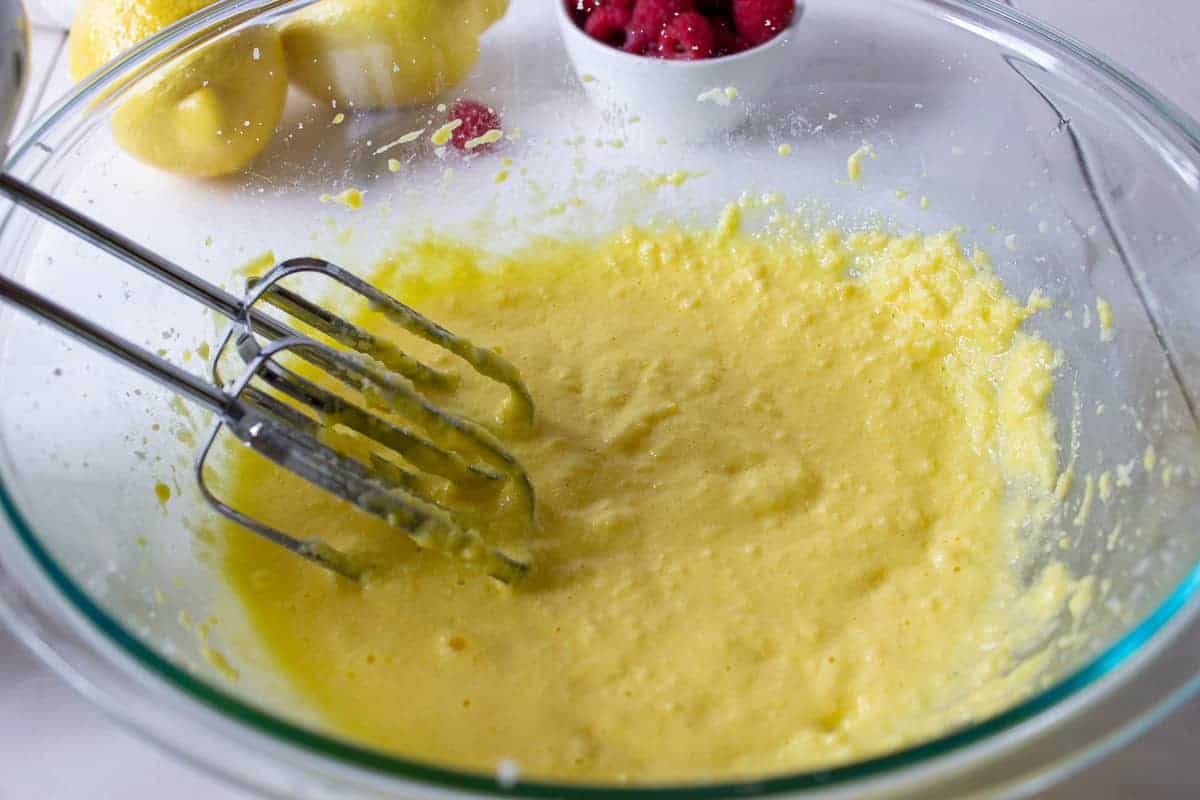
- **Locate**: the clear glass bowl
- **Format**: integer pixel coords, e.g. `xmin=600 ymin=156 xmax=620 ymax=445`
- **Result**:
xmin=1 ymin=0 xmax=1199 ymax=796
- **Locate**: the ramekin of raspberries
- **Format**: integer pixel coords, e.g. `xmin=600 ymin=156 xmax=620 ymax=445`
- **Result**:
xmin=565 ymin=0 xmax=796 ymax=60
xmin=557 ymin=0 xmax=800 ymax=140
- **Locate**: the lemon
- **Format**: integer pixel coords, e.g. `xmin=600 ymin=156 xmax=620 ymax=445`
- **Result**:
xmin=282 ymin=0 xmax=508 ymax=109
xmin=69 ymin=0 xmax=288 ymax=177
xmin=68 ymin=0 xmax=209 ymax=79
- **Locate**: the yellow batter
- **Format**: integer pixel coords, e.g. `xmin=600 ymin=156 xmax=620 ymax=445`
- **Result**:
xmin=219 ymin=208 xmax=1064 ymax=781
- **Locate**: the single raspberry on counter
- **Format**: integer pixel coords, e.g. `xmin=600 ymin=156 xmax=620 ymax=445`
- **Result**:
xmin=659 ymin=11 xmax=716 ymax=59
xmin=585 ymin=5 xmax=634 ymax=47
xmin=731 ymin=0 xmax=794 ymax=47
xmin=627 ymin=0 xmax=696 ymax=50
xmin=447 ymin=100 xmax=502 ymax=152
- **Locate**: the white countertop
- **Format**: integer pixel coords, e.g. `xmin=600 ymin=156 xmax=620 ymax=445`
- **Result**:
xmin=2 ymin=1 xmax=1199 ymax=797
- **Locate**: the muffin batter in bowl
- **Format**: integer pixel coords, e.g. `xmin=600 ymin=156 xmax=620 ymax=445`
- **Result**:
xmin=219 ymin=206 xmax=1070 ymax=782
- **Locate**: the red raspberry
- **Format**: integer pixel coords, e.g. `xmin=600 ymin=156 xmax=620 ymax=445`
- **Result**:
xmin=711 ymin=15 xmax=742 ymax=56
xmin=447 ymin=100 xmax=502 ymax=152
xmin=731 ymin=0 xmax=794 ymax=47
xmin=585 ymin=5 xmax=634 ymax=47
xmin=567 ymin=0 xmax=635 ymax=22
xmin=659 ymin=11 xmax=716 ymax=59
xmin=627 ymin=0 xmax=695 ymax=50
xmin=566 ymin=0 xmax=599 ymax=25
xmin=622 ymin=27 xmax=653 ymax=55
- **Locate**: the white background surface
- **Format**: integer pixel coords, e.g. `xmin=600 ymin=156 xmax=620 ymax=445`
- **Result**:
xmin=2 ymin=1 xmax=1199 ymax=797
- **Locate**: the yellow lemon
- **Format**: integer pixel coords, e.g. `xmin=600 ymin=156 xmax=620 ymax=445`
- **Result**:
xmin=69 ymin=0 xmax=288 ymax=177
xmin=282 ymin=0 xmax=508 ymax=109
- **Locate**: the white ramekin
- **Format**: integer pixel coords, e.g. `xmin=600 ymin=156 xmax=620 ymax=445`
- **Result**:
xmin=556 ymin=2 xmax=801 ymax=140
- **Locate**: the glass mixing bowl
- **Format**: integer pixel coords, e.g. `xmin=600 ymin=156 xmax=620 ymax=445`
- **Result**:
xmin=1 ymin=0 xmax=1199 ymax=796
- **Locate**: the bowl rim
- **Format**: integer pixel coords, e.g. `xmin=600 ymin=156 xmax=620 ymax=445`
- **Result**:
xmin=3 ymin=0 xmax=1200 ymax=796
xmin=555 ymin=0 xmax=799 ymax=69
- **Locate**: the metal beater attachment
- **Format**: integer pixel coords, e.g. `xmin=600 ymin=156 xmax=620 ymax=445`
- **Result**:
xmin=0 ymin=174 xmax=535 ymax=583
xmin=199 ymin=258 xmax=535 ymax=581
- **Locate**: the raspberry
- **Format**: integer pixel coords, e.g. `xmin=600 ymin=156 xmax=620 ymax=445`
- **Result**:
xmin=565 ymin=0 xmax=600 ymax=25
xmin=568 ymin=0 xmax=636 ymax=22
xmin=628 ymin=0 xmax=695 ymax=49
xmin=711 ymin=15 xmax=742 ymax=56
xmin=731 ymin=0 xmax=794 ymax=47
xmin=622 ymin=27 xmax=654 ymax=55
xmin=447 ymin=100 xmax=502 ymax=152
xmin=659 ymin=11 xmax=716 ymax=60
xmin=585 ymin=5 xmax=634 ymax=47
